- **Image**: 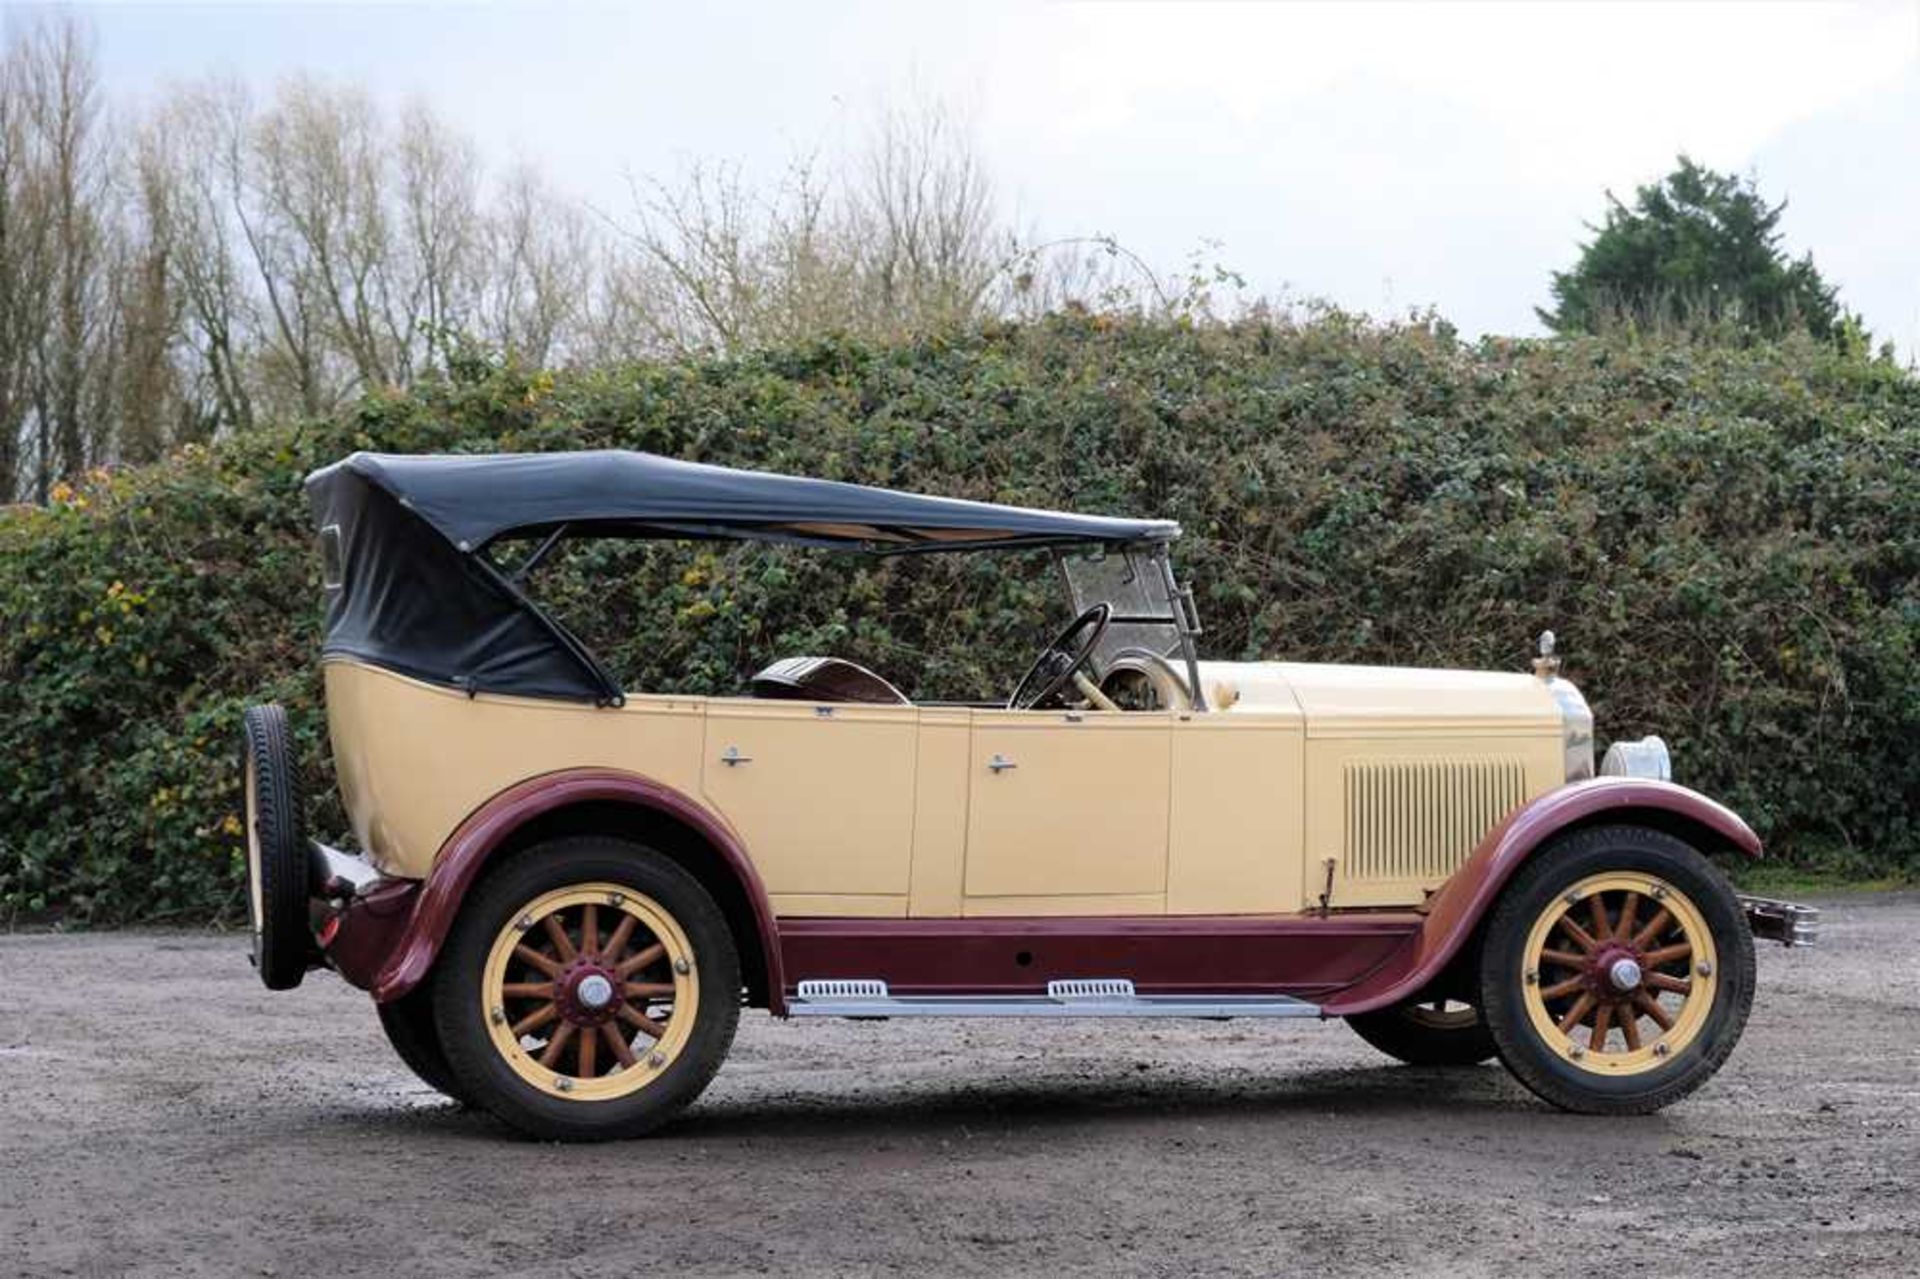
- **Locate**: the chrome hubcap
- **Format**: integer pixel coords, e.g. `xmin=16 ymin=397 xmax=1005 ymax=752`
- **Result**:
xmin=576 ymin=973 xmax=615 ymax=1009
xmin=1608 ymin=957 xmax=1643 ymax=992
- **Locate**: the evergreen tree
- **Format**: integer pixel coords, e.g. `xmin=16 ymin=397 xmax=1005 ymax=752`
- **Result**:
xmin=1541 ymin=156 xmax=1844 ymax=340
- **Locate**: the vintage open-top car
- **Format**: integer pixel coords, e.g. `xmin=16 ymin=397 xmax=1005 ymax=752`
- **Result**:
xmin=242 ymin=449 xmax=1817 ymax=1140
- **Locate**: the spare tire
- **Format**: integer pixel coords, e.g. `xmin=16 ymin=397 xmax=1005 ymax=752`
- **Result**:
xmin=242 ymin=703 xmax=310 ymax=990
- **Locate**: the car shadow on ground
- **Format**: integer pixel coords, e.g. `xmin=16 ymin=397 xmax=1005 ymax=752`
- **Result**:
xmin=294 ymin=1060 xmax=1656 ymax=1147
xmin=670 ymin=1063 xmax=1535 ymax=1140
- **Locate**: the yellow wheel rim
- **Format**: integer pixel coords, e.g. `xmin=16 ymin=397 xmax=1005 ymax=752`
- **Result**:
xmin=244 ymin=754 xmax=264 ymax=937
xmin=1400 ymin=1000 xmax=1480 ymax=1031
xmin=1521 ymin=872 xmax=1718 ymax=1077
xmin=481 ymin=883 xmax=700 ymax=1102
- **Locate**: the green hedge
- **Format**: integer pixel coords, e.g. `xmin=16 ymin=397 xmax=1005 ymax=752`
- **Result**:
xmin=3 ymin=313 xmax=1915 ymax=923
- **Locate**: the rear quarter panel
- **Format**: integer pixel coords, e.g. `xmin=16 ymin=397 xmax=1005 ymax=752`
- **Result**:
xmin=323 ymin=660 xmax=707 ymax=878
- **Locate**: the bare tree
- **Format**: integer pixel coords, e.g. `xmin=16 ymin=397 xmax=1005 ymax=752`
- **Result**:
xmin=608 ymin=100 xmax=1122 ymax=357
xmin=147 ymin=81 xmax=257 ymax=434
xmin=115 ymin=117 xmax=187 ymax=462
xmin=480 ymin=163 xmax=591 ymax=366
xmin=216 ymin=83 xmax=333 ymax=419
xmin=395 ymin=100 xmax=479 ymax=366
xmin=0 ymin=11 xmax=1208 ymax=502
xmin=148 ymin=75 xmax=587 ymax=422
xmin=254 ymin=78 xmax=402 ymax=393
xmin=22 ymin=18 xmax=115 ymax=497
xmin=615 ymin=160 xmax=767 ymax=354
xmin=850 ymin=99 xmax=1002 ymax=333
xmin=0 ymin=37 xmax=51 ymax=499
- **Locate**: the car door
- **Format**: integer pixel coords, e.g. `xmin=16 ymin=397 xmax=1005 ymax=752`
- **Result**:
xmin=701 ymin=700 xmax=919 ymax=913
xmin=961 ymin=709 xmax=1173 ymax=913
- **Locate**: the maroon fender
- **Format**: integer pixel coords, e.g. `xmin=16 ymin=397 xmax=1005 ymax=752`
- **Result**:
xmin=1322 ymin=777 xmax=1762 ymax=1017
xmin=321 ymin=878 xmax=420 ymax=991
xmin=365 ymin=768 xmax=786 ymax=1012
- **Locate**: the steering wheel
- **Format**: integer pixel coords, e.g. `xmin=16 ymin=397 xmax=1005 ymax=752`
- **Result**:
xmin=1008 ymin=603 xmax=1112 ymax=710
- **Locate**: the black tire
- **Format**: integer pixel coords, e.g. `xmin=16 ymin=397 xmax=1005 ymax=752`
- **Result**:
xmin=1478 ymin=824 xmax=1756 ymax=1115
xmin=376 ymin=987 xmax=471 ymax=1105
xmin=241 ymin=704 xmax=309 ymax=991
xmin=1347 ymin=999 xmax=1498 ymax=1066
xmin=433 ymin=837 xmax=741 ymax=1141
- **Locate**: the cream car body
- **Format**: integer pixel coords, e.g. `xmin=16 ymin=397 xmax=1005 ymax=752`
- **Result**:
xmin=325 ymin=657 xmax=1567 ymax=919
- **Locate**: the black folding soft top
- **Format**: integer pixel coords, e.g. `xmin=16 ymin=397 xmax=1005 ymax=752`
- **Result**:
xmin=306 ymin=450 xmax=1180 ymax=704
xmin=320 ymin=450 xmax=1178 ymax=552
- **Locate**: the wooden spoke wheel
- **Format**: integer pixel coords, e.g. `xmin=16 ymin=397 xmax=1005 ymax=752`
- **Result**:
xmin=1400 ymin=999 xmax=1481 ymax=1033
xmin=375 ymin=986 xmax=471 ymax=1105
xmin=1520 ymin=873 xmax=1716 ymax=1075
xmin=433 ymin=838 xmax=741 ymax=1141
xmin=1478 ymin=824 xmax=1755 ymax=1115
xmin=482 ymin=883 xmax=700 ymax=1102
xmin=1347 ymin=997 xmax=1498 ymax=1066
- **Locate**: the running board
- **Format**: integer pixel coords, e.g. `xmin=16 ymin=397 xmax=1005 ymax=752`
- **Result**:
xmin=787 ymin=978 xmax=1323 ymax=1020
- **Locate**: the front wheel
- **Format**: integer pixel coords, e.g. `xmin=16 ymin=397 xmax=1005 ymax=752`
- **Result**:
xmin=1346 ymin=998 xmax=1497 ymax=1066
xmin=433 ymin=838 xmax=741 ymax=1141
xmin=1478 ymin=824 xmax=1755 ymax=1115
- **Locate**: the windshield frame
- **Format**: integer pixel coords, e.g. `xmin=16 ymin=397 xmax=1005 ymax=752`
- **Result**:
xmin=1058 ymin=541 xmax=1207 ymax=711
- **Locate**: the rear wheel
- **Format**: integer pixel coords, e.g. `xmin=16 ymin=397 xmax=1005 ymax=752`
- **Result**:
xmin=433 ymin=838 xmax=740 ymax=1141
xmin=1347 ymin=998 xmax=1497 ymax=1066
xmin=1478 ymin=825 xmax=1755 ymax=1115
xmin=375 ymin=987 xmax=470 ymax=1105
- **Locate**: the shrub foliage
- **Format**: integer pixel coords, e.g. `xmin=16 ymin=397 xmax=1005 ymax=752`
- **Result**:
xmin=2 ymin=314 xmax=1915 ymax=923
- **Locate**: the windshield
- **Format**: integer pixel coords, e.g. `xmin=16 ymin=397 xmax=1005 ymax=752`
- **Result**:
xmin=1059 ymin=544 xmax=1196 ymax=678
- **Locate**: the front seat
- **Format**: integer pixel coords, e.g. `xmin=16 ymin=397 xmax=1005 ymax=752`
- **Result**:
xmin=750 ymin=656 xmax=910 ymax=705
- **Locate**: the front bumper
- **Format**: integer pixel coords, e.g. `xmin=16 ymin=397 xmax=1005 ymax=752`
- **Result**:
xmin=1739 ymin=895 xmax=1819 ymax=947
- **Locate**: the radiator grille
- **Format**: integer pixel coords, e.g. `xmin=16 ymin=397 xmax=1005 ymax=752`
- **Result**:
xmin=1343 ymin=757 xmax=1527 ymax=883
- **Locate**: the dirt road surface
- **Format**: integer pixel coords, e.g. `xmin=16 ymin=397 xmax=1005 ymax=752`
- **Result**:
xmin=2 ymin=892 xmax=1914 ymax=1277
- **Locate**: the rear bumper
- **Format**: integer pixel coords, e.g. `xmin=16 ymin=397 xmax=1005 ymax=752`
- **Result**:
xmin=306 ymin=841 xmax=421 ymax=991
xmin=1739 ymin=894 xmax=1819 ymax=947
xmin=309 ymin=840 xmax=384 ymax=899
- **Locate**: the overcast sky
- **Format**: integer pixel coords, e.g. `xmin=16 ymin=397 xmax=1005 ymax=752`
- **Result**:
xmin=58 ymin=1 xmax=1920 ymax=357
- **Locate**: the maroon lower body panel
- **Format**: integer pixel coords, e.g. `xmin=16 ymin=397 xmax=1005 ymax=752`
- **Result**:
xmin=320 ymin=880 xmax=420 ymax=991
xmin=777 ymin=914 xmax=1423 ymax=1005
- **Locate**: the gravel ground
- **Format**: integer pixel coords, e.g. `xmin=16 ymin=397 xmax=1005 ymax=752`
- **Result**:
xmin=1 ymin=892 xmax=1914 ymax=1277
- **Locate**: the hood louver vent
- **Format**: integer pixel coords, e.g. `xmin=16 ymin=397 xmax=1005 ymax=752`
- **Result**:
xmin=1344 ymin=757 xmax=1527 ymax=884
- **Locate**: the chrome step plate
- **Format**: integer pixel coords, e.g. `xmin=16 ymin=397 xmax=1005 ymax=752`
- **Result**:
xmin=789 ymin=977 xmax=1322 ymax=1020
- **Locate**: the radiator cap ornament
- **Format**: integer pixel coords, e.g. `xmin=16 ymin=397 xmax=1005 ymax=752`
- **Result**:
xmin=1532 ymin=629 xmax=1560 ymax=680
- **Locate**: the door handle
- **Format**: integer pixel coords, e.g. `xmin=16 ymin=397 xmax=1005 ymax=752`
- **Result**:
xmin=987 ymin=753 xmax=1017 ymax=773
xmin=720 ymin=746 xmax=752 ymax=766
